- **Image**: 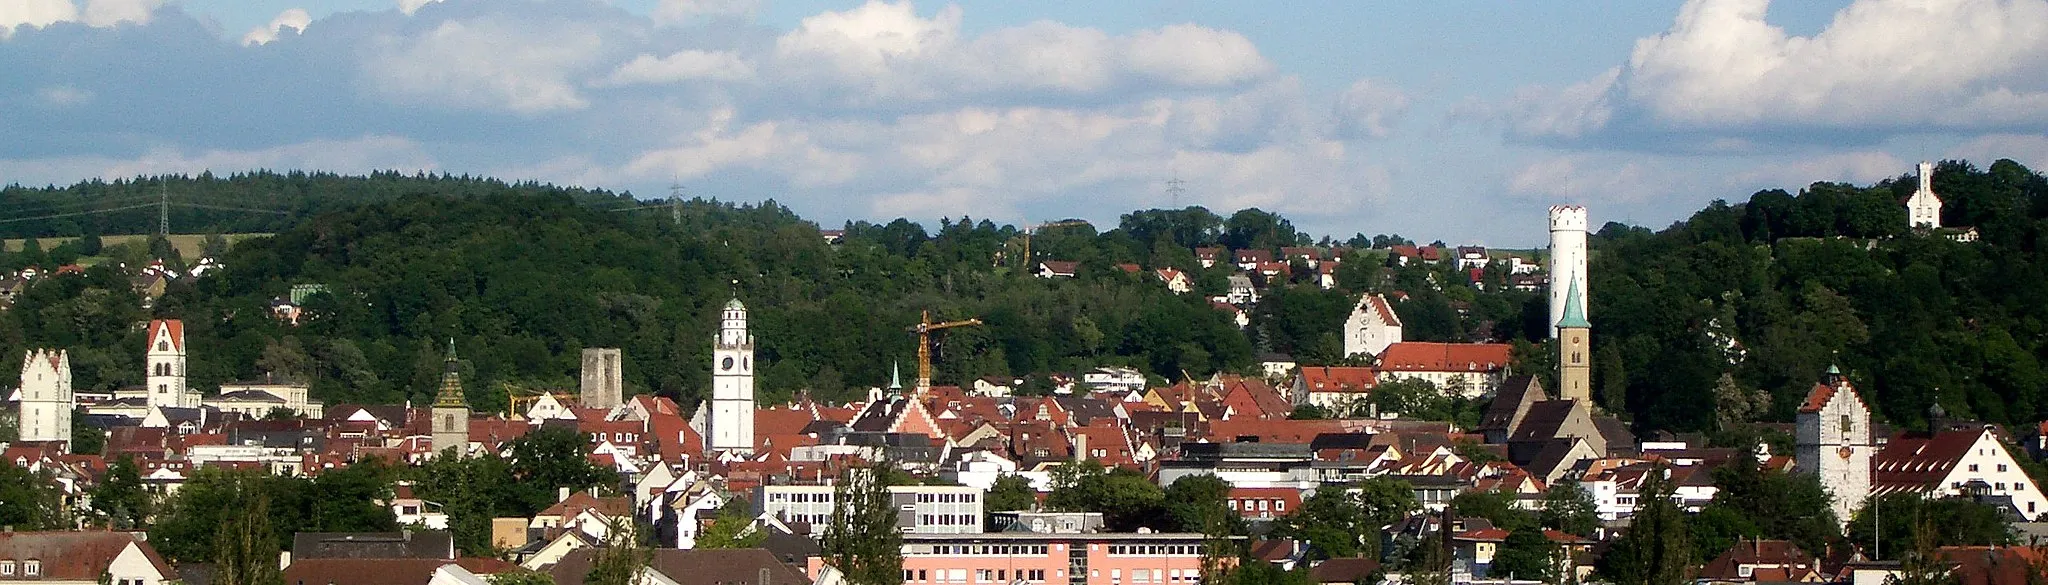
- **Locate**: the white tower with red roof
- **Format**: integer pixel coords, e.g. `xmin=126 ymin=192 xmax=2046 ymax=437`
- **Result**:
xmin=1796 ymin=366 xmax=1871 ymax=525
xmin=146 ymin=319 xmax=192 ymax=409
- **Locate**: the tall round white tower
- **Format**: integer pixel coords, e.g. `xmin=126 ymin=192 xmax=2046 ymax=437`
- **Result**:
xmin=1547 ymin=206 xmax=1589 ymax=338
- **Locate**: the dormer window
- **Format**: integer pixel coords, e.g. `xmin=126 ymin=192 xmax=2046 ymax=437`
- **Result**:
xmin=22 ymin=560 xmax=36 ymax=576
xmin=1 ymin=561 xmax=13 ymax=576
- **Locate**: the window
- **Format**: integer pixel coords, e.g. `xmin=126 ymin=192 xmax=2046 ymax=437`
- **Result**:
xmin=0 ymin=561 xmax=12 ymax=576
xmin=1999 ymin=464 xmax=2009 ymax=472
xmin=1970 ymin=464 xmax=1980 ymax=472
xmin=1275 ymin=500 xmax=1286 ymax=511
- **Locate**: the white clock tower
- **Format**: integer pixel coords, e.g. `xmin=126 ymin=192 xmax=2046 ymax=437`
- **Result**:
xmin=706 ymin=296 xmax=756 ymax=454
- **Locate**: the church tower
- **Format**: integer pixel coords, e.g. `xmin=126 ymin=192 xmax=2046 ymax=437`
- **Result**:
xmin=706 ymin=297 xmax=755 ymax=454
xmin=145 ymin=319 xmax=189 ymax=409
xmin=1796 ymin=366 xmax=1871 ymax=525
xmin=431 ymin=340 xmax=470 ymax=457
xmin=1556 ymin=280 xmax=1592 ymax=403
xmin=18 ymin=349 xmax=72 ymax=445
xmin=1907 ymin=161 xmax=1943 ymax=230
xmin=1547 ymin=206 xmax=1589 ymax=338
xmin=580 ymin=348 xmax=623 ymax=410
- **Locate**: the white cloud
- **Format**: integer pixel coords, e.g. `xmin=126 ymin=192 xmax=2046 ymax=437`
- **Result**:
xmin=0 ymin=0 xmax=77 ymax=37
xmin=36 ymin=84 xmax=92 ymax=107
xmin=398 ymin=0 xmax=443 ymax=16
xmin=362 ymin=17 xmax=612 ymax=114
xmin=1122 ymin=23 xmax=1271 ymax=87
xmin=762 ymin=1 xmax=1272 ymax=105
xmin=603 ymin=50 xmax=754 ymax=85
xmin=242 ymin=8 xmax=310 ymax=46
xmin=1730 ymin=151 xmax=1906 ymax=189
xmin=1506 ymin=155 xmax=1670 ymax=204
xmin=1508 ymin=0 xmax=2048 ymax=140
xmin=1 ymin=0 xmax=156 ymax=36
xmin=80 ymin=0 xmax=158 ymax=27
xmin=1947 ymin=134 xmax=2048 ymax=172
xmin=652 ymin=0 xmax=758 ymax=25
xmin=1332 ymin=78 xmax=1411 ymax=139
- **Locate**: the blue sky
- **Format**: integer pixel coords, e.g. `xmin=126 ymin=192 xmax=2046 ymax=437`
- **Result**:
xmin=4 ymin=0 xmax=2046 ymax=246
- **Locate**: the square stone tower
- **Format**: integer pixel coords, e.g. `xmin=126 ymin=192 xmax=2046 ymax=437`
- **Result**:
xmin=1796 ymin=367 xmax=1871 ymax=525
xmin=18 ymin=349 xmax=72 ymax=444
xmin=580 ymin=348 xmax=623 ymax=410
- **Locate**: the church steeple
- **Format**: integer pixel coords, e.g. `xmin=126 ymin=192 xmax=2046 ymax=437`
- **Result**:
xmin=434 ymin=338 xmax=466 ymax=408
xmin=1556 ymin=279 xmax=1592 ymax=402
xmin=889 ymin=360 xmax=903 ymax=391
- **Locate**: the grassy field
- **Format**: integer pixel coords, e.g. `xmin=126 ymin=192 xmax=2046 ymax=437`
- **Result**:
xmin=3 ymin=233 xmax=271 ymax=261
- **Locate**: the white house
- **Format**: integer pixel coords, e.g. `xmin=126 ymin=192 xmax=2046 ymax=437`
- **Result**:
xmin=1872 ymin=425 xmax=2048 ymax=520
xmin=1155 ymin=268 xmax=1193 ymax=294
xmin=0 ymin=531 xmax=176 ymax=585
xmin=753 ymin=484 xmax=985 ymax=536
xmin=1082 ymin=366 xmax=1147 ymax=395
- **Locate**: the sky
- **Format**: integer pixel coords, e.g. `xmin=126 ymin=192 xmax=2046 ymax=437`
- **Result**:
xmin=3 ymin=0 xmax=2048 ymax=247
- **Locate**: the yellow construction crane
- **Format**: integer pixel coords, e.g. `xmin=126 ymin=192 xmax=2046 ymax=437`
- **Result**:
xmin=907 ymin=310 xmax=983 ymax=393
xmin=1017 ymin=219 xmax=1092 ymax=269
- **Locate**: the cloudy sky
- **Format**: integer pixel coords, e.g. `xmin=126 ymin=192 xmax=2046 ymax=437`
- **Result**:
xmin=4 ymin=0 xmax=2047 ymax=245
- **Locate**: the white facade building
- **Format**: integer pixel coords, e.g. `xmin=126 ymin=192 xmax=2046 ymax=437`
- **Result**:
xmin=145 ymin=319 xmax=198 ymax=409
xmin=706 ymin=297 xmax=756 ymax=454
xmin=1907 ymin=161 xmax=1943 ymax=229
xmin=1082 ymin=367 xmax=1146 ymax=394
xmin=16 ymin=349 xmax=71 ymax=443
xmin=1795 ymin=372 xmax=1872 ymax=525
xmin=753 ymin=484 xmax=985 ymax=535
xmin=1341 ymin=294 xmax=1402 ymax=358
xmin=1547 ymin=206 xmax=1589 ymax=338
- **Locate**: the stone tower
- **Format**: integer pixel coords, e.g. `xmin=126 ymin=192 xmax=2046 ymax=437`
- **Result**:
xmin=1556 ymin=280 xmax=1592 ymax=403
xmin=580 ymin=348 xmax=623 ymax=410
xmin=145 ymin=319 xmax=190 ymax=409
xmin=1547 ymin=206 xmax=1589 ymax=338
xmin=17 ymin=349 xmax=72 ymax=444
xmin=1796 ymin=366 xmax=1871 ymax=525
xmin=1907 ymin=161 xmax=1943 ymax=229
xmin=431 ymin=340 xmax=470 ymax=457
xmin=706 ymin=297 xmax=755 ymax=454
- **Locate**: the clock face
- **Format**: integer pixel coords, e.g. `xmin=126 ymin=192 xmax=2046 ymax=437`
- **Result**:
xmin=721 ymin=357 xmax=735 ymax=371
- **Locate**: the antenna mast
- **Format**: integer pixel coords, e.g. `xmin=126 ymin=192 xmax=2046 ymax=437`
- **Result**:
xmin=158 ymin=184 xmax=170 ymax=237
xmin=668 ymin=182 xmax=685 ymax=226
xmin=1166 ymin=173 xmax=1186 ymax=208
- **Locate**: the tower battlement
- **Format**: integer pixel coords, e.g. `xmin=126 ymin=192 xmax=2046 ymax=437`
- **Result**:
xmin=1548 ymin=205 xmax=1588 ymax=231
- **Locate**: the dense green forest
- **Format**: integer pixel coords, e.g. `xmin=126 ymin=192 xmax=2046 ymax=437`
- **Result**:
xmin=3 ymin=160 xmax=2048 ymax=436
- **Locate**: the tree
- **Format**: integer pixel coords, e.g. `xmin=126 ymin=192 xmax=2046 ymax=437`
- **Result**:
xmin=821 ymin=464 xmax=903 ymax=585
xmin=1845 ymin=493 xmax=2013 ymax=560
xmin=0 ymin=460 xmax=64 ymax=530
xmin=213 ymin=482 xmax=283 ymax=585
xmin=1596 ymin=467 xmax=1692 ymax=585
xmin=695 ymin=498 xmax=765 ymax=549
xmin=1046 ymin=461 xmax=1165 ymax=531
xmin=585 ymin=517 xmax=650 ymax=585
xmin=1492 ymin=528 xmax=1560 ymax=582
xmin=1539 ymin=482 xmax=1599 ymax=537
xmin=985 ymin=474 xmax=1037 ymax=514
xmin=508 ymin=427 xmax=615 ymax=513
xmin=487 ymin=570 xmax=557 ymax=585
xmin=1701 ymin=456 xmax=1839 ymax=556
xmin=1450 ymin=489 xmax=1532 ymax=532
xmin=70 ymin=417 xmax=105 ymax=455
xmin=1890 ymin=520 xmax=1961 ymax=585
xmin=1275 ymin=486 xmax=1373 ymax=561
xmin=90 ymin=456 xmax=151 ymax=529
xmin=1163 ymin=474 xmax=1240 ymax=535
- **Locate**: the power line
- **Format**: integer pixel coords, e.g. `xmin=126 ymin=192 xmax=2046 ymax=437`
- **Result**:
xmin=0 ymin=203 xmax=158 ymax=225
xmin=170 ymin=202 xmax=291 ymax=215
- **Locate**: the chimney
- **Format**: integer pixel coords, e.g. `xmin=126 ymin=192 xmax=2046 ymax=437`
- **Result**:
xmin=558 ymin=487 xmax=571 ymax=502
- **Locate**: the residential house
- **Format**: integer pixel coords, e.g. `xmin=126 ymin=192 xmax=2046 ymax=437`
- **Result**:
xmin=1455 ymin=246 xmax=1489 ymax=271
xmin=1873 ymin=426 xmax=2048 ymax=520
xmin=1195 ymin=247 xmax=1224 ymax=269
xmin=1280 ymin=247 xmax=1324 ymax=268
xmin=1698 ymin=539 xmax=1820 ymax=583
xmin=1291 ymin=367 xmax=1378 ymax=413
xmin=1083 ymin=367 xmax=1147 ymax=395
xmin=1376 ymin=342 xmax=1513 ymax=397
xmin=0 ymin=531 xmax=176 ymax=585
xmin=1155 ymin=268 xmax=1193 ymax=294
xmin=1036 ymin=261 xmax=1080 ymax=279
xmin=1235 ymin=249 xmax=1272 ymax=271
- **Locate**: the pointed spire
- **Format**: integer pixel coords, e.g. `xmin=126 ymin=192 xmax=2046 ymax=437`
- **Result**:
xmin=889 ymin=361 xmax=903 ymax=390
xmin=435 ymin=339 xmax=466 ymax=408
xmin=1556 ymin=278 xmax=1590 ymax=329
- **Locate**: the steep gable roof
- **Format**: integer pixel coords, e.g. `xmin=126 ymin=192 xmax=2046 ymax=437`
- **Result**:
xmin=0 ymin=531 xmax=172 ymax=581
xmin=1378 ymin=342 xmax=1511 ymax=373
xmin=148 ymin=319 xmax=184 ymax=352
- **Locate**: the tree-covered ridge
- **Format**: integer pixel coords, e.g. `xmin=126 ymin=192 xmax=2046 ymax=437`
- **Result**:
xmin=1592 ymin=158 xmax=2048 ymax=433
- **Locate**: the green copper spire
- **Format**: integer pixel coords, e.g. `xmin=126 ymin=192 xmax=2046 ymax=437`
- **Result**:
xmin=435 ymin=338 xmax=466 ymax=408
xmin=1557 ymin=278 xmax=1590 ymax=329
xmin=889 ymin=360 xmax=903 ymax=390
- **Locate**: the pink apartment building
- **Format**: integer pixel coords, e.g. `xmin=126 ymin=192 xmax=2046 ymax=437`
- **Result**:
xmin=808 ymin=533 xmax=1232 ymax=585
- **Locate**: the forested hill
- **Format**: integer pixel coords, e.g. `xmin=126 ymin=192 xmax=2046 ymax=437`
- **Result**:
xmin=1589 ymin=158 xmax=2048 ymax=434
xmin=0 ymin=171 xmax=635 ymax=238
xmin=6 ymin=160 xmax=2048 ymax=437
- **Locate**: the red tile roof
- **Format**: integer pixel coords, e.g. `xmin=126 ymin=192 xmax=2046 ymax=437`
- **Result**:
xmin=148 ymin=319 xmax=184 ymax=352
xmin=1298 ymin=366 xmax=1377 ymax=394
xmin=1378 ymin=342 xmax=1510 ymax=373
xmin=1873 ymin=428 xmax=1987 ymax=493
xmin=0 ymin=531 xmax=172 ymax=581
